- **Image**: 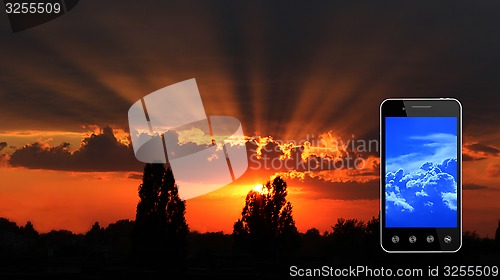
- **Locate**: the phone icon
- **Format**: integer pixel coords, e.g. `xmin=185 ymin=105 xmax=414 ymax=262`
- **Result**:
xmin=380 ymin=98 xmax=462 ymax=253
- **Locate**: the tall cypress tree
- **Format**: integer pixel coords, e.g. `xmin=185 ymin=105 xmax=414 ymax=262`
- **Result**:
xmin=162 ymin=167 xmax=189 ymax=260
xmin=133 ymin=164 xmax=189 ymax=267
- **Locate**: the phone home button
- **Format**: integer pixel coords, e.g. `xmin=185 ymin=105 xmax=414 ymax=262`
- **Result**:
xmin=409 ymin=235 xmax=417 ymax=244
xmin=426 ymin=235 xmax=434 ymax=243
xmin=391 ymin=235 xmax=400 ymax=243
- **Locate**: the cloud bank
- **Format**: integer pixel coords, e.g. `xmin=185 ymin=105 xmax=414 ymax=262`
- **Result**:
xmin=385 ymin=158 xmax=457 ymax=228
xmin=9 ymin=126 xmax=142 ymax=172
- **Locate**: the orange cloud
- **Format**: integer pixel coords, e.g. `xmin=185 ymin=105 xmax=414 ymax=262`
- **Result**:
xmin=486 ymin=163 xmax=500 ymax=177
xmin=246 ymin=131 xmax=380 ymax=184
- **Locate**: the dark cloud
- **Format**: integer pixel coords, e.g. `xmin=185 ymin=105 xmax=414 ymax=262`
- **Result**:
xmin=0 ymin=142 xmax=7 ymax=151
xmin=464 ymin=143 xmax=500 ymax=157
xmin=1 ymin=0 xmax=500 ymax=141
xmin=9 ymin=126 xmax=142 ymax=172
xmin=463 ymin=183 xmax=490 ymax=191
xmin=462 ymin=153 xmax=485 ymax=161
xmin=205 ymin=1 xmax=500 ymax=138
xmin=127 ymin=172 xmax=143 ymax=180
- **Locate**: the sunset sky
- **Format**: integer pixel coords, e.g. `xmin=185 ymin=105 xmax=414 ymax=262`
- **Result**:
xmin=1 ymin=1 xmax=499 ymax=237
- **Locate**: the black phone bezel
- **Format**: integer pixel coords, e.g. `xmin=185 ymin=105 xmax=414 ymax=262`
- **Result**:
xmin=380 ymin=98 xmax=462 ymax=253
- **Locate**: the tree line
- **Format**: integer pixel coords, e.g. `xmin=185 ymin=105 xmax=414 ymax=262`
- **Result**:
xmin=1 ymin=163 xmax=500 ymax=277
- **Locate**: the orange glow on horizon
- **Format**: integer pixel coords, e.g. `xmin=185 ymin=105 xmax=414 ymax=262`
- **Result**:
xmin=0 ymin=127 xmax=499 ymax=238
xmin=0 ymin=165 xmax=497 ymax=237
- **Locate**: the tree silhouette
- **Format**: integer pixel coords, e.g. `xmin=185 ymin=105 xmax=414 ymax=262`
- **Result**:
xmin=20 ymin=221 xmax=38 ymax=239
xmin=85 ymin=221 xmax=104 ymax=256
xmin=233 ymin=176 xmax=299 ymax=254
xmin=325 ymin=218 xmax=373 ymax=259
xmin=133 ymin=163 xmax=189 ymax=267
xmin=305 ymin=228 xmax=321 ymax=238
xmin=330 ymin=218 xmax=366 ymax=244
xmin=162 ymin=166 xmax=189 ymax=261
xmin=86 ymin=222 xmax=104 ymax=240
xmin=105 ymin=219 xmax=135 ymax=259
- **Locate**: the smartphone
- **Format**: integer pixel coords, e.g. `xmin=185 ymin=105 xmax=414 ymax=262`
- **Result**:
xmin=380 ymin=98 xmax=462 ymax=253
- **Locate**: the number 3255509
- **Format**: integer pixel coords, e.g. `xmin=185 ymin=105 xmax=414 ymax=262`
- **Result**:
xmin=5 ymin=2 xmax=62 ymax=14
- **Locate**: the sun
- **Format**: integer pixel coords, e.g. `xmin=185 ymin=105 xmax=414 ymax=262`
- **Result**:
xmin=252 ymin=184 xmax=268 ymax=194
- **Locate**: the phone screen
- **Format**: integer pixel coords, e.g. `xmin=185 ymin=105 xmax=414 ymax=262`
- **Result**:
xmin=380 ymin=99 xmax=462 ymax=252
xmin=385 ymin=117 xmax=458 ymax=228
